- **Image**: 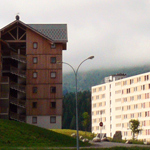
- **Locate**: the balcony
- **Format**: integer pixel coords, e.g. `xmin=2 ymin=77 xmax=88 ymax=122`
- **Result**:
xmin=0 ymin=107 xmax=9 ymax=114
xmin=11 ymin=51 xmax=26 ymax=63
xmin=0 ymin=92 xmax=9 ymax=99
xmin=10 ymin=96 xmax=26 ymax=108
xmin=10 ymin=82 xmax=26 ymax=93
xmin=0 ymin=77 xmax=9 ymax=84
xmin=10 ymin=66 xmax=26 ymax=78
xmin=10 ymin=111 xmax=26 ymax=122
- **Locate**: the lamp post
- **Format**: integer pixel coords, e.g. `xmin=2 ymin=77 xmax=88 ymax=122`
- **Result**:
xmin=58 ymin=56 xmax=94 ymax=150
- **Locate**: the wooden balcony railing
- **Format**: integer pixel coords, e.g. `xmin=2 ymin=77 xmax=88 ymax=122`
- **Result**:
xmin=11 ymin=51 xmax=26 ymax=63
xmin=0 ymin=107 xmax=9 ymax=113
xmin=0 ymin=92 xmax=9 ymax=99
xmin=10 ymin=111 xmax=26 ymax=122
xmin=0 ymin=77 xmax=9 ymax=83
xmin=10 ymin=66 xmax=26 ymax=78
xmin=10 ymin=82 xmax=26 ymax=93
xmin=10 ymin=96 xmax=26 ymax=108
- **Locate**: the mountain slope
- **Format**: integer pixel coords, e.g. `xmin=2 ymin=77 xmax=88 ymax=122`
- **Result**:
xmin=63 ymin=65 xmax=150 ymax=93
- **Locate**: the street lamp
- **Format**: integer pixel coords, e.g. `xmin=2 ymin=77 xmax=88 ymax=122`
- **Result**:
xmin=58 ymin=56 xmax=94 ymax=150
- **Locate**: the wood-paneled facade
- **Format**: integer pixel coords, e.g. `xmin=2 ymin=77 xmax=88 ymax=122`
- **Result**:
xmin=0 ymin=16 xmax=67 ymax=129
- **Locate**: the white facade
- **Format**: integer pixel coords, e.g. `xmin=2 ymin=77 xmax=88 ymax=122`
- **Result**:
xmin=92 ymin=72 xmax=150 ymax=141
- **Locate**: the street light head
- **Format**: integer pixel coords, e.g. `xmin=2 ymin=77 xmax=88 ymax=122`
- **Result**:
xmin=56 ymin=61 xmax=62 ymax=64
xmin=88 ymin=56 xmax=94 ymax=59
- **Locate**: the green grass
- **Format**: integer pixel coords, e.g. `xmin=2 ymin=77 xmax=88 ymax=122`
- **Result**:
xmin=0 ymin=119 xmax=90 ymax=148
xmin=51 ymin=129 xmax=95 ymax=140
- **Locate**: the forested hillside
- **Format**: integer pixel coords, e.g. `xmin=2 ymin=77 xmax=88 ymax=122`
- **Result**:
xmin=62 ymin=91 xmax=91 ymax=131
xmin=62 ymin=65 xmax=150 ymax=131
xmin=63 ymin=65 xmax=150 ymax=93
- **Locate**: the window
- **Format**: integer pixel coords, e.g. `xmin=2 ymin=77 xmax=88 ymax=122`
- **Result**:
xmin=51 ymin=43 xmax=56 ymax=49
xmin=93 ymin=88 xmax=96 ymax=92
xmin=50 ymin=86 xmax=56 ymax=93
xmin=50 ymin=116 xmax=56 ymax=123
xmin=134 ymin=104 xmax=138 ymax=109
xmin=137 ymin=95 xmax=141 ymax=100
xmin=130 ymin=96 xmax=134 ymax=101
xmin=130 ymin=79 xmax=134 ymax=84
xmin=32 ymin=117 xmax=37 ymax=124
xmin=123 ymin=98 xmax=127 ymax=102
xmin=123 ymin=81 xmax=127 ymax=85
xmin=131 ymin=113 xmax=134 ymax=118
xmin=32 ymin=102 xmax=37 ymax=108
xmin=138 ymin=112 xmax=141 ymax=117
xmin=99 ymin=103 xmax=102 ymax=106
xmin=33 ymin=72 xmax=37 ymax=78
xmin=127 ymin=105 xmax=131 ymax=110
xmin=96 ymin=95 xmax=99 ymax=99
xmin=127 ymin=88 xmax=130 ymax=94
xmin=33 ymin=42 xmax=38 ymax=49
xmin=102 ymin=94 xmax=105 ymax=98
xmin=51 ymin=102 xmax=56 ymax=108
xmin=33 ymin=57 xmax=38 ymax=64
xmin=51 ymin=57 xmax=56 ymax=63
xmin=134 ymin=87 xmax=137 ymax=92
xmin=144 ymin=75 xmax=149 ymax=81
xmin=145 ymin=93 xmax=149 ymax=99
xmin=50 ymin=72 xmax=56 ymax=78
xmin=99 ymin=87 xmax=102 ymax=91
xmin=32 ymin=87 xmax=37 ymax=93
xmin=139 ymin=77 xmax=141 ymax=82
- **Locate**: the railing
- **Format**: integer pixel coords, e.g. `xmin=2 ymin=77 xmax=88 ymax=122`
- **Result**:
xmin=10 ymin=82 xmax=26 ymax=93
xmin=11 ymin=51 xmax=26 ymax=63
xmin=0 ymin=107 xmax=9 ymax=113
xmin=0 ymin=77 xmax=9 ymax=83
xmin=10 ymin=111 xmax=26 ymax=122
xmin=0 ymin=92 xmax=9 ymax=99
xmin=10 ymin=66 xmax=26 ymax=78
xmin=10 ymin=96 xmax=26 ymax=108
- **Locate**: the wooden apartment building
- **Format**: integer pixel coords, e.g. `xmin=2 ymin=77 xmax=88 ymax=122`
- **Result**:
xmin=0 ymin=16 xmax=68 ymax=129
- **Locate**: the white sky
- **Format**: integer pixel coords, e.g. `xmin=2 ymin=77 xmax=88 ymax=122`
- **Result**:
xmin=1 ymin=0 xmax=150 ymax=72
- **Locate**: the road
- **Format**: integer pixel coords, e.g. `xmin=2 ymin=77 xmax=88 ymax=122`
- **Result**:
xmin=89 ymin=141 xmax=150 ymax=148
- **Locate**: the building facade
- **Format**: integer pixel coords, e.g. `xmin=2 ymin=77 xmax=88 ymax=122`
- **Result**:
xmin=92 ymin=72 xmax=150 ymax=141
xmin=0 ymin=16 xmax=68 ymax=129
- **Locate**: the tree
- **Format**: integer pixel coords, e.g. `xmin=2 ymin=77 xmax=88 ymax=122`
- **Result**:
xmin=129 ymin=119 xmax=142 ymax=140
xmin=82 ymin=112 xmax=90 ymax=135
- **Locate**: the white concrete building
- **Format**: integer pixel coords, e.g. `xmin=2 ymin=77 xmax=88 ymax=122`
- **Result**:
xmin=92 ymin=72 xmax=150 ymax=141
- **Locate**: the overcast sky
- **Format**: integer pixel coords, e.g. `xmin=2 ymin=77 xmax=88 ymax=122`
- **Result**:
xmin=1 ymin=0 xmax=150 ymax=72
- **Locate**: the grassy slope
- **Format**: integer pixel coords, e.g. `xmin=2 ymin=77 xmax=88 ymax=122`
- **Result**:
xmin=0 ymin=119 xmax=90 ymax=147
xmin=51 ymin=129 xmax=95 ymax=140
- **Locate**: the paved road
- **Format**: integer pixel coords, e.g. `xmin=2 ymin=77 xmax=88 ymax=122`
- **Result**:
xmin=89 ymin=141 xmax=150 ymax=148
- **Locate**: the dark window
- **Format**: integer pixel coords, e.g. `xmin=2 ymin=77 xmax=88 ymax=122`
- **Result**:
xmin=33 ymin=57 xmax=38 ymax=64
xmin=51 ymin=102 xmax=56 ymax=108
xmin=50 ymin=87 xmax=56 ymax=93
xmin=33 ymin=42 xmax=38 ymax=49
xmin=51 ymin=57 xmax=56 ymax=63
xmin=51 ymin=43 xmax=56 ymax=49
xmin=32 ymin=117 xmax=37 ymax=124
xmin=33 ymin=87 xmax=37 ymax=93
xmin=50 ymin=116 xmax=56 ymax=123
xmin=32 ymin=102 xmax=37 ymax=108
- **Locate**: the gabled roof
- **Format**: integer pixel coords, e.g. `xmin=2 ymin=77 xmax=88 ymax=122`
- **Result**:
xmin=0 ymin=18 xmax=68 ymax=43
xmin=28 ymin=24 xmax=68 ymax=43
